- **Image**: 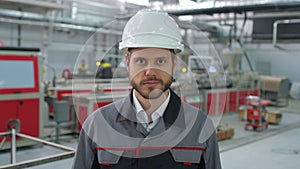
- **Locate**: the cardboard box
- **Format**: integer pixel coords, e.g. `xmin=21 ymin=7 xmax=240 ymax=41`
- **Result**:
xmin=268 ymin=110 xmax=282 ymax=124
xmin=238 ymin=106 xmax=246 ymax=120
xmin=217 ymin=127 xmax=234 ymax=141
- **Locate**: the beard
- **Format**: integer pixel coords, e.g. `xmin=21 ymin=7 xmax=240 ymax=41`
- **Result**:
xmin=131 ymin=76 xmax=173 ymax=99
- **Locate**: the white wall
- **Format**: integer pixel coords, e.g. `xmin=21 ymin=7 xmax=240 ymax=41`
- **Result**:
xmin=244 ymin=43 xmax=300 ymax=83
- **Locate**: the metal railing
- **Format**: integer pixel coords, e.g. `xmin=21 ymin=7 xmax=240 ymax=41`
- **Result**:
xmin=0 ymin=127 xmax=75 ymax=169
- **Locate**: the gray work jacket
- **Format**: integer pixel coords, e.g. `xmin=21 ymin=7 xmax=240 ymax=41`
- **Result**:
xmin=72 ymin=89 xmax=222 ymax=169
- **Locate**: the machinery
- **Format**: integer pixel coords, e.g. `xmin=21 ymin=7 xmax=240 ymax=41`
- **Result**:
xmin=46 ymin=79 xmax=131 ymax=134
xmin=203 ymin=88 xmax=259 ymax=115
xmin=244 ymin=96 xmax=271 ymax=131
xmin=46 ymin=81 xmax=94 ymax=117
xmin=182 ymin=55 xmax=231 ymax=89
xmin=0 ymin=47 xmax=46 ymax=148
xmin=173 ymin=52 xmax=260 ymax=114
xmin=222 ymin=47 xmax=260 ymax=89
xmin=66 ymin=91 xmax=130 ymax=132
xmin=177 ymin=42 xmax=260 ymax=90
xmin=260 ymin=75 xmax=290 ymax=106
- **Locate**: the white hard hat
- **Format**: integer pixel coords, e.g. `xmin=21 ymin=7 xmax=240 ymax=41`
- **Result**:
xmin=119 ymin=9 xmax=184 ymax=53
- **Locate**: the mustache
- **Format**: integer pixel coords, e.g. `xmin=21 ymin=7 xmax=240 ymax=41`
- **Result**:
xmin=140 ymin=78 xmax=163 ymax=84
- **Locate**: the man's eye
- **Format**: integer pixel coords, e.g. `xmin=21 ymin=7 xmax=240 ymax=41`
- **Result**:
xmin=157 ymin=59 xmax=167 ymax=65
xmin=135 ymin=58 xmax=146 ymax=64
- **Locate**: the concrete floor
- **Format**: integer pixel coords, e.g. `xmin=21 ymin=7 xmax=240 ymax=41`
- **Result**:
xmin=1 ymin=98 xmax=300 ymax=169
xmin=219 ymin=98 xmax=300 ymax=169
xmin=221 ymin=127 xmax=300 ymax=169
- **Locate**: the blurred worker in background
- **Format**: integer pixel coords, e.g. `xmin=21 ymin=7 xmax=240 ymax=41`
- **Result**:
xmin=72 ymin=9 xmax=221 ymax=169
xmin=96 ymin=59 xmax=113 ymax=79
xmin=78 ymin=59 xmax=88 ymax=75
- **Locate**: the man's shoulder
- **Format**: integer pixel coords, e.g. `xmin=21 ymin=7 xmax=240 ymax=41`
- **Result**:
xmin=85 ymin=97 xmax=126 ymax=122
xmin=169 ymin=90 xmax=209 ymax=122
xmin=181 ymin=101 xmax=207 ymax=118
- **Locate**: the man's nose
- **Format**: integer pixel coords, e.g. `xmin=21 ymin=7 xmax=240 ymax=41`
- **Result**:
xmin=144 ymin=66 xmax=156 ymax=76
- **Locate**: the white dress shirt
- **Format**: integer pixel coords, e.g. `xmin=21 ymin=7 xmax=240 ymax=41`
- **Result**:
xmin=133 ymin=89 xmax=170 ymax=132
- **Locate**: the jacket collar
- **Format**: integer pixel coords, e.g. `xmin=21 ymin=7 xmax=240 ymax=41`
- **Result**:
xmin=116 ymin=89 xmax=186 ymax=129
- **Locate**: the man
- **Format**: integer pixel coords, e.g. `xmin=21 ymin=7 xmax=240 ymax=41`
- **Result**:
xmin=78 ymin=59 xmax=88 ymax=75
xmin=96 ymin=59 xmax=113 ymax=79
xmin=72 ymin=9 xmax=221 ymax=169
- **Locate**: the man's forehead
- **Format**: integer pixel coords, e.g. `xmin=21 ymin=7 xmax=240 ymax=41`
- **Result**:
xmin=130 ymin=48 xmax=172 ymax=57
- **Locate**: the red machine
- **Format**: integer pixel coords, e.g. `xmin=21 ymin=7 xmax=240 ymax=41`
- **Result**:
xmin=0 ymin=47 xmax=44 ymax=148
xmin=244 ymin=96 xmax=271 ymax=131
xmin=60 ymin=92 xmax=129 ymax=132
xmin=204 ymin=88 xmax=259 ymax=115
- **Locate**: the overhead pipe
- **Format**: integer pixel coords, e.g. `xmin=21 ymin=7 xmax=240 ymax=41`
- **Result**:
xmin=218 ymin=16 xmax=234 ymax=45
xmin=238 ymin=12 xmax=247 ymax=42
xmin=166 ymin=0 xmax=300 ymax=16
xmin=0 ymin=17 xmax=122 ymax=35
xmin=273 ymin=19 xmax=300 ymax=47
xmin=194 ymin=11 xmax=300 ymax=22
xmin=236 ymin=12 xmax=254 ymax=72
xmin=0 ymin=0 xmax=69 ymax=11
xmin=73 ymin=0 xmax=122 ymax=10
xmin=0 ymin=9 xmax=45 ymax=22
xmin=0 ymin=9 xmax=121 ymax=35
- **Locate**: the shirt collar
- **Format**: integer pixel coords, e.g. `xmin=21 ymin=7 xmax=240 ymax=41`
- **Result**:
xmin=116 ymin=89 xmax=185 ymax=129
xmin=152 ymin=90 xmax=170 ymax=118
xmin=132 ymin=90 xmax=144 ymax=114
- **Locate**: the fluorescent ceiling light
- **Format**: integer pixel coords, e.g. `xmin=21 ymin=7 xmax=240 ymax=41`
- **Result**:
xmin=179 ymin=0 xmax=197 ymax=6
xmin=118 ymin=0 xmax=149 ymax=6
xmin=179 ymin=15 xmax=193 ymax=21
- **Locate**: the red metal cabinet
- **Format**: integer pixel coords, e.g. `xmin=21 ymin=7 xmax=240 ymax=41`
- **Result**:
xmin=218 ymin=92 xmax=227 ymax=114
xmin=17 ymin=99 xmax=39 ymax=137
xmin=204 ymin=88 xmax=260 ymax=114
xmin=238 ymin=90 xmax=249 ymax=106
xmin=249 ymin=89 xmax=259 ymax=96
xmin=228 ymin=91 xmax=238 ymax=112
xmin=0 ymin=99 xmax=39 ymax=139
xmin=76 ymin=101 xmax=113 ymax=131
xmin=207 ymin=93 xmax=217 ymax=115
xmin=77 ymin=105 xmax=88 ymax=131
xmin=0 ymin=50 xmax=43 ymax=147
xmin=0 ymin=100 xmax=18 ymax=134
xmin=206 ymin=92 xmax=227 ymax=115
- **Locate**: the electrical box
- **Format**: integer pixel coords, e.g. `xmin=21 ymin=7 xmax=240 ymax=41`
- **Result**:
xmin=54 ymin=101 xmax=70 ymax=123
